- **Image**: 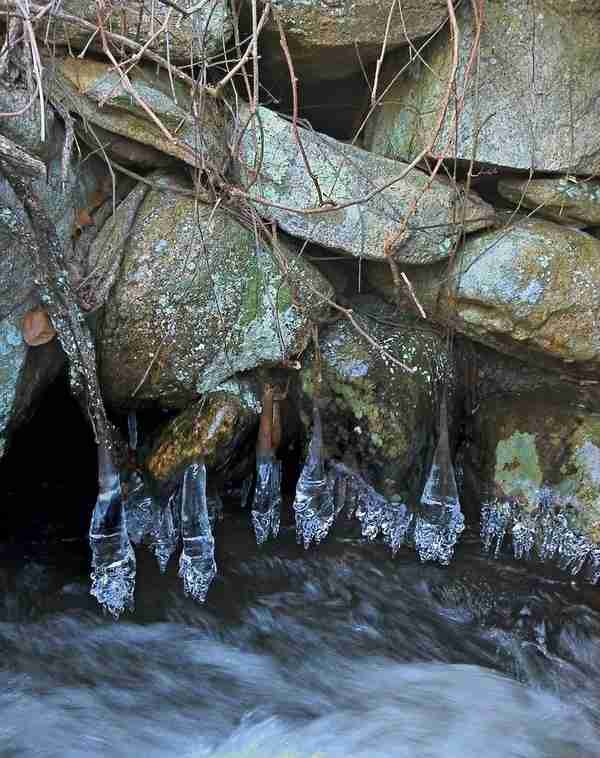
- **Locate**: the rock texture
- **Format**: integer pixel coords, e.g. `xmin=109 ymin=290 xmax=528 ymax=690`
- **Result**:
xmin=465 ymin=395 xmax=600 ymax=544
xmin=364 ymin=0 xmax=600 ymax=174
xmin=47 ymin=58 xmax=227 ymax=170
xmin=256 ymin=0 xmax=448 ymax=81
xmin=147 ymin=384 xmax=259 ymax=482
xmin=99 ymin=173 xmax=333 ymax=408
xmin=233 ymin=105 xmax=493 ymax=264
xmin=42 ymin=0 xmax=232 ymax=66
xmin=442 ymin=221 xmax=600 ymax=375
xmin=498 ymin=177 xmax=600 ymax=227
xmin=300 ymin=298 xmax=454 ymax=503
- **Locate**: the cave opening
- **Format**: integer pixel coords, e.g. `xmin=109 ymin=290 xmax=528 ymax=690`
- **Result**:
xmin=0 ymin=370 xmax=98 ymax=545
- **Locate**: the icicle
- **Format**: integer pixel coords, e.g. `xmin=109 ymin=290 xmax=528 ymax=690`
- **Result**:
xmin=511 ymin=510 xmax=537 ymax=561
xmin=557 ymin=527 xmax=592 ymax=575
xmin=149 ymin=493 xmax=179 ymax=574
xmin=240 ymin=475 xmax=253 ymax=509
xmin=585 ymin=546 xmax=600 ymax=584
xmin=480 ymin=499 xmax=514 ymax=558
xmin=380 ymin=501 xmax=413 ymax=556
xmin=124 ymin=470 xmax=155 ymax=545
xmin=414 ymin=397 xmax=465 ymax=565
xmin=207 ymin=492 xmax=224 ymax=527
xmin=178 ymin=461 xmax=217 ymax=602
xmin=251 ymin=455 xmax=282 ymax=544
xmin=251 ymin=385 xmax=282 ymax=545
xmin=127 ymin=411 xmax=138 ymax=452
xmin=293 ymin=404 xmax=335 ymax=549
xmin=89 ymin=444 xmax=136 ymax=618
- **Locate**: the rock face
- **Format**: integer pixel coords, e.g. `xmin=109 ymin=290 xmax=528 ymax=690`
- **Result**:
xmin=256 ymin=0 xmax=448 ymax=82
xmin=364 ymin=0 xmax=600 ymax=174
xmin=300 ymin=298 xmax=454 ymax=502
xmin=498 ymin=177 xmax=600 ymax=227
xmin=465 ymin=395 xmax=600 ymax=544
xmin=48 ymin=58 xmax=227 ymax=170
xmin=369 ymin=220 xmax=600 ymax=377
xmin=147 ymin=384 xmax=260 ymax=483
xmin=233 ymin=105 xmax=493 ymax=264
xmin=42 ymin=0 xmax=232 ymax=66
xmin=442 ymin=220 xmax=600 ymax=376
xmin=99 ymin=173 xmax=333 ymax=408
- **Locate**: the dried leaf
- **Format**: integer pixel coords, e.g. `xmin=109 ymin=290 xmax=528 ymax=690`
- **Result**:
xmin=22 ymin=308 xmax=56 ymax=346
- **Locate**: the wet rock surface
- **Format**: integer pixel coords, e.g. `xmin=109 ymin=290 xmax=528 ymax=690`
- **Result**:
xmin=99 ymin=173 xmax=333 ymax=407
xmin=364 ymin=0 xmax=600 ymax=174
xmin=147 ymin=384 xmax=259 ymax=483
xmin=465 ymin=395 xmax=600 ymax=543
xmin=300 ymin=298 xmax=454 ymax=503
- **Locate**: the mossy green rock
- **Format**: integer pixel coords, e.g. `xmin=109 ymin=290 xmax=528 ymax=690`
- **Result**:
xmin=99 ymin=174 xmax=333 ymax=408
xmin=300 ymin=300 xmax=453 ymax=502
xmin=233 ymin=105 xmax=493 ymax=264
xmin=43 ymin=0 xmax=232 ymax=67
xmin=257 ymin=0 xmax=448 ymax=82
xmin=498 ymin=177 xmax=600 ymax=227
xmin=147 ymin=387 xmax=259 ymax=482
xmin=465 ymin=396 xmax=600 ymax=542
xmin=48 ymin=58 xmax=227 ymax=169
xmin=364 ymin=0 xmax=600 ymax=174
xmin=441 ymin=220 xmax=600 ymax=376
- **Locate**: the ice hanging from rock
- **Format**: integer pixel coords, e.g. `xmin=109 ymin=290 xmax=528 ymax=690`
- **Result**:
xmin=150 ymin=490 xmax=179 ymax=574
xmin=480 ymin=495 xmax=599 ymax=583
xmin=251 ymin=385 xmax=282 ymax=545
xmin=251 ymin=456 xmax=282 ymax=544
xmin=89 ymin=444 xmax=136 ymax=618
xmin=178 ymin=461 xmax=217 ymax=602
xmin=414 ymin=397 xmax=465 ymax=565
xmin=293 ymin=404 xmax=335 ymax=549
xmin=127 ymin=410 xmax=138 ymax=453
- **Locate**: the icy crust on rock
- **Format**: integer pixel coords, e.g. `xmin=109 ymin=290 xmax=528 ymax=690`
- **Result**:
xmin=327 ymin=462 xmax=413 ymax=555
xmin=481 ymin=497 xmax=600 ymax=584
xmin=293 ymin=406 xmax=335 ymax=549
xmin=251 ymin=455 xmax=282 ymax=545
xmin=89 ymin=446 xmax=136 ymax=618
xmin=178 ymin=462 xmax=217 ymax=602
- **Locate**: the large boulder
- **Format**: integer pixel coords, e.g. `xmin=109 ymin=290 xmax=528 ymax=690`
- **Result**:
xmin=254 ymin=0 xmax=448 ymax=82
xmin=47 ymin=58 xmax=227 ymax=170
xmin=233 ymin=105 xmax=493 ymax=264
xmin=299 ymin=297 xmax=455 ymax=503
xmin=99 ymin=173 xmax=333 ymax=408
xmin=41 ymin=0 xmax=232 ymax=67
xmin=364 ymin=0 xmax=600 ymax=174
xmin=368 ymin=219 xmax=600 ymax=378
xmin=497 ymin=177 xmax=600 ymax=227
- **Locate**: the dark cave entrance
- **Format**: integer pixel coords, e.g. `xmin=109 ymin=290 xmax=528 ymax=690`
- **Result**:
xmin=0 ymin=370 xmax=98 ymax=544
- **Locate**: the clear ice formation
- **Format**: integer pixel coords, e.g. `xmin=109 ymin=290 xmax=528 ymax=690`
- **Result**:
xmin=328 ymin=462 xmax=413 ymax=555
xmin=150 ymin=491 xmax=179 ymax=574
xmin=124 ymin=470 xmax=179 ymax=573
xmin=89 ymin=445 xmax=136 ymax=618
xmin=127 ymin=410 xmax=138 ymax=451
xmin=480 ymin=496 xmax=600 ymax=584
xmin=124 ymin=471 xmax=156 ymax=546
xmin=293 ymin=405 xmax=335 ymax=549
xmin=178 ymin=461 xmax=217 ymax=602
xmin=413 ymin=400 xmax=465 ymax=565
xmin=251 ymin=454 xmax=282 ymax=545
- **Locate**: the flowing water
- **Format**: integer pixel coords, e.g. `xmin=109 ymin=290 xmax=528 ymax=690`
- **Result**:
xmin=2 ymin=516 xmax=600 ymax=757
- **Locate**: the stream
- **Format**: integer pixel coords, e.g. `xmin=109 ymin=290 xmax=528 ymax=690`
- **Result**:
xmin=1 ymin=517 xmax=600 ymax=757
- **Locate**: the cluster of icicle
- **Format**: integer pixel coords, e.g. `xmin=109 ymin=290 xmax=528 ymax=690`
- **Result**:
xmin=289 ymin=400 xmax=465 ymax=566
xmin=88 ymin=413 xmax=218 ymax=617
xmin=480 ymin=493 xmax=600 ymax=584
